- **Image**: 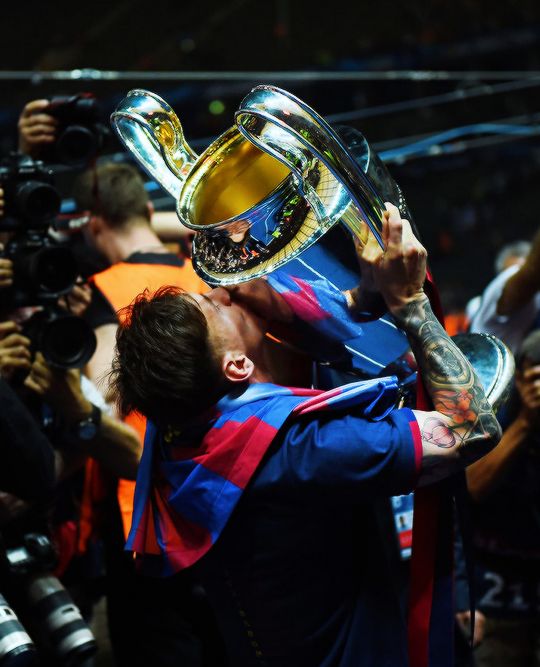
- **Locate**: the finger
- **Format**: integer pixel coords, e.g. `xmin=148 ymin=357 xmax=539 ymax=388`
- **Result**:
xmin=22 ymin=124 xmax=56 ymax=137
xmin=3 ymin=357 xmax=32 ymax=372
xmin=523 ymin=381 xmax=540 ymax=396
xmin=67 ymin=284 xmax=92 ymax=306
xmin=28 ymin=366 xmax=51 ymax=385
xmin=75 ymin=283 xmax=92 ymax=299
xmin=384 ymin=202 xmax=400 ymax=221
xmin=1 ymin=345 xmax=31 ymax=361
xmin=403 ymin=228 xmax=427 ymax=262
xmin=20 ymin=121 xmax=56 ymax=135
xmin=23 ymin=375 xmax=44 ymax=394
xmin=381 ymin=211 xmax=391 ymax=248
xmin=23 ymin=134 xmax=56 ymax=145
xmin=21 ymin=113 xmax=57 ymax=126
xmin=385 ymin=216 xmax=404 ymax=255
xmin=523 ymin=366 xmax=540 ymax=381
xmin=30 ymin=352 xmax=50 ymax=373
xmin=0 ymin=321 xmax=20 ymax=337
xmin=1 ymin=334 xmax=31 ymax=349
xmin=20 ymin=99 xmax=51 ymax=117
xmin=0 ymin=270 xmax=14 ymax=285
xmin=400 ymin=218 xmax=416 ymax=246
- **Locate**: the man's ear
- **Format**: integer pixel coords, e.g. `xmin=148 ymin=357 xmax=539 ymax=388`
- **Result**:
xmin=222 ymin=352 xmax=254 ymax=383
xmin=146 ymin=201 xmax=154 ymax=220
xmin=88 ymin=214 xmax=104 ymax=236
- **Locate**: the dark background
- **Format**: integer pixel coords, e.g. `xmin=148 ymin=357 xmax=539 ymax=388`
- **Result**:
xmin=2 ymin=0 xmax=540 ymax=310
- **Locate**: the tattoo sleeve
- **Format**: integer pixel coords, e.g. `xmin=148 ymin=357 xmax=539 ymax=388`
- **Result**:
xmin=392 ymin=295 xmax=501 ymax=468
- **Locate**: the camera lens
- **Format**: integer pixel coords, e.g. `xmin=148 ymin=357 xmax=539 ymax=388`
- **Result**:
xmin=25 ymin=575 xmax=96 ymax=666
xmin=30 ymin=246 xmax=78 ymax=297
xmin=0 ymin=594 xmax=37 ymax=667
xmin=15 ymin=181 xmax=60 ymax=225
xmin=56 ymin=126 xmax=98 ymax=166
xmin=40 ymin=314 xmax=97 ymax=369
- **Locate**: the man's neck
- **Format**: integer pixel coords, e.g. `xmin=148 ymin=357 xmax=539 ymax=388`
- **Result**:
xmin=247 ymin=343 xmax=311 ymax=387
xmin=101 ymin=222 xmax=168 ymax=265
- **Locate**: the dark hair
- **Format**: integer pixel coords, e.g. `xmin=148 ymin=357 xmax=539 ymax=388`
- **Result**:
xmin=111 ymin=286 xmax=224 ymax=425
xmin=73 ymin=162 xmax=150 ymax=228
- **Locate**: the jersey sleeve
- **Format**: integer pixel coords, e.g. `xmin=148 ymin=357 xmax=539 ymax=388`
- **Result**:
xmin=253 ymin=407 xmax=421 ymax=504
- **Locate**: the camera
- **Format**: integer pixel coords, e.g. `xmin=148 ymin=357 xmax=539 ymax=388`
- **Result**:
xmin=0 ymin=153 xmax=75 ymax=303
xmin=0 ymin=153 xmax=97 ymax=368
xmin=47 ymin=94 xmax=108 ymax=167
xmin=0 ymin=154 xmax=60 ymax=230
xmin=0 ymin=533 xmax=96 ymax=666
xmin=22 ymin=308 xmax=96 ymax=370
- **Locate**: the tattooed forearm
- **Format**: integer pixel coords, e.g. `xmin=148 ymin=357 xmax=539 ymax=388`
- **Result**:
xmin=392 ymin=295 xmax=501 ymax=465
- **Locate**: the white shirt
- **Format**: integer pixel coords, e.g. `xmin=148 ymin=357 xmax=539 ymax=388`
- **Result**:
xmin=470 ymin=265 xmax=540 ymax=355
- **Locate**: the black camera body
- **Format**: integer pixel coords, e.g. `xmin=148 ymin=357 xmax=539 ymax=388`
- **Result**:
xmin=47 ymin=94 xmax=107 ymax=167
xmin=0 ymin=153 xmax=97 ymax=368
xmin=4 ymin=533 xmax=57 ymax=577
xmin=3 ymin=233 xmax=78 ymax=304
xmin=0 ymin=153 xmax=74 ymax=304
xmin=0 ymin=153 xmax=60 ymax=230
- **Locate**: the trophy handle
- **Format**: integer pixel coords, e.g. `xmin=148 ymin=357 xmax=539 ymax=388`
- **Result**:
xmin=235 ymin=85 xmax=387 ymax=248
xmin=111 ymin=89 xmax=198 ymax=200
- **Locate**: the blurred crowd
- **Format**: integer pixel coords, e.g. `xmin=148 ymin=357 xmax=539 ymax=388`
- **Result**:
xmin=0 ymin=93 xmax=538 ymax=667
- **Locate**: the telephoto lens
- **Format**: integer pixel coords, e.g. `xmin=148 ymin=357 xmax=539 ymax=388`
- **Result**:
xmin=23 ymin=308 xmax=97 ymax=369
xmin=56 ymin=125 xmax=98 ymax=167
xmin=48 ymin=95 xmax=106 ymax=167
xmin=0 ymin=593 xmax=37 ymax=666
xmin=24 ymin=575 xmax=96 ymax=666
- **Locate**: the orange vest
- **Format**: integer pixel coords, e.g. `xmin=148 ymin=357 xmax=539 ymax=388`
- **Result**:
xmin=80 ymin=257 xmax=207 ymax=548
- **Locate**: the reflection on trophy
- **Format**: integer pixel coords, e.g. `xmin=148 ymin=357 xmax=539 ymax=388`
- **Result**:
xmin=111 ymin=85 xmax=514 ymax=407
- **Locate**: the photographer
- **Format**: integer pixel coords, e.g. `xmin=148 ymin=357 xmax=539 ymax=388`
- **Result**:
xmin=0 ymin=139 xmax=145 ymax=664
xmin=0 ymin=275 xmax=141 ymax=481
xmin=18 ymin=100 xmax=57 ymax=159
xmin=0 ymin=286 xmax=141 ymax=666
xmin=25 ymin=351 xmax=140 ymax=482
xmin=0 ymin=374 xmax=55 ymax=503
xmin=466 ymin=330 xmax=540 ymax=666
xmin=18 ymin=95 xmax=106 ymax=167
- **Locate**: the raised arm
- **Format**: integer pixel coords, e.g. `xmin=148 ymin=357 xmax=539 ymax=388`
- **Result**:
xmin=497 ymin=227 xmax=540 ymax=316
xmin=369 ymin=204 xmax=502 ymax=486
xmin=466 ymin=364 xmax=540 ymax=500
xmin=395 ymin=296 xmax=501 ymax=485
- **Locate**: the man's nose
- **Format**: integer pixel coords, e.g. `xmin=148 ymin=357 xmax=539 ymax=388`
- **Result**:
xmin=208 ymin=287 xmax=232 ymax=306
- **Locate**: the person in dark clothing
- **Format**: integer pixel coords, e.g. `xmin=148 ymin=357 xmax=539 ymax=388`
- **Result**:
xmin=110 ymin=204 xmax=502 ymax=667
xmin=0 ymin=377 xmax=55 ymax=502
xmin=467 ymin=329 xmax=540 ymax=667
